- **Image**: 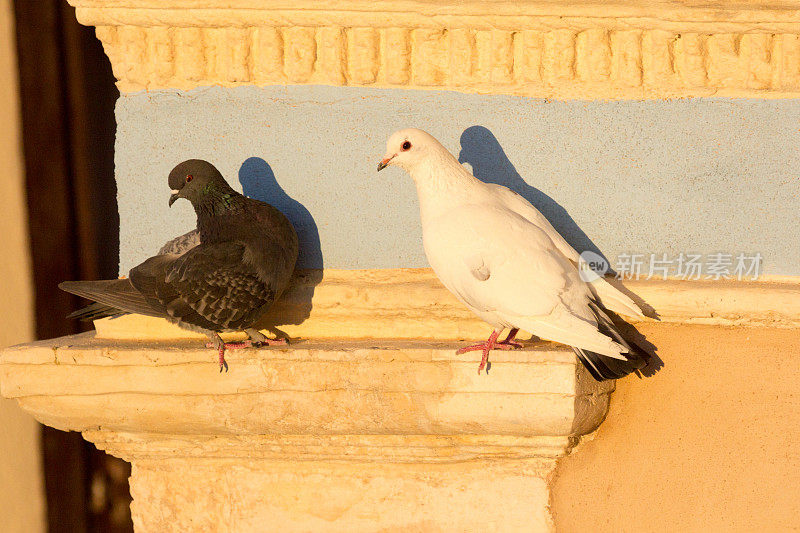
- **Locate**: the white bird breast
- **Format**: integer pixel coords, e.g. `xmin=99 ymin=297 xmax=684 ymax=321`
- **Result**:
xmin=423 ymin=205 xmax=569 ymax=324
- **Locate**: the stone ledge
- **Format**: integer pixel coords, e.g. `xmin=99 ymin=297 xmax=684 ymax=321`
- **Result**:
xmin=86 ymin=431 xmax=574 ymax=463
xmin=0 ymin=320 xmax=617 ymax=531
xmin=0 ymin=333 xmax=611 ymax=439
xmin=89 ymin=270 xmax=800 ymax=343
xmin=67 ymin=0 xmax=800 ymax=97
xmin=0 ymin=331 xmax=601 ymax=530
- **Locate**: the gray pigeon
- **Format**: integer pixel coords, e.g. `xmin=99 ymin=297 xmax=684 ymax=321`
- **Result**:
xmin=60 ymin=159 xmax=299 ymax=371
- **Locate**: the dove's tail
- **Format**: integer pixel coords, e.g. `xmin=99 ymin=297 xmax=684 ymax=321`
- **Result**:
xmin=59 ymin=279 xmax=164 ymax=320
xmin=573 ymin=300 xmax=652 ymax=381
xmin=588 ymin=276 xmax=646 ymax=320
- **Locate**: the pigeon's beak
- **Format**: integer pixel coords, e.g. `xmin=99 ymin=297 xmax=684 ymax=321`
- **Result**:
xmin=169 ymin=189 xmax=180 ymax=207
xmin=377 ymin=155 xmax=394 ymax=172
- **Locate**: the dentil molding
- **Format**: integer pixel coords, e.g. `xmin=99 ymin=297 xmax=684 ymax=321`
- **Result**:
xmin=67 ymin=0 xmax=800 ymax=98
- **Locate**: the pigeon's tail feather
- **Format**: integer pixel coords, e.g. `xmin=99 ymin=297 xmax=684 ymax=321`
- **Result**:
xmin=59 ymin=279 xmax=165 ymax=319
xmin=67 ymin=302 xmax=124 ymax=321
xmin=573 ymin=300 xmax=651 ymax=381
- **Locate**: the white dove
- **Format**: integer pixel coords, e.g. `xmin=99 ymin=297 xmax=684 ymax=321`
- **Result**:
xmin=378 ymin=128 xmax=652 ymax=378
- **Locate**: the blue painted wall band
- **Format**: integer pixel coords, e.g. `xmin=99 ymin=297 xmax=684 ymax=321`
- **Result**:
xmin=116 ymin=85 xmax=800 ymax=275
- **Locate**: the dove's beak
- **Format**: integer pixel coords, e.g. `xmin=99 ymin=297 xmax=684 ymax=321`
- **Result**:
xmin=169 ymin=189 xmax=180 ymax=207
xmin=377 ymin=155 xmax=394 ymax=172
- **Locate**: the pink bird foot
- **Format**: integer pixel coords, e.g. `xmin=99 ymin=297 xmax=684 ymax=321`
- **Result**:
xmin=205 ymin=336 xmax=289 ymax=372
xmin=497 ymin=328 xmax=522 ymax=350
xmin=457 ymin=340 xmax=521 ymax=353
xmin=215 ymin=344 xmax=229 ymax=373
xmin=496 ymin=340 xmax=523 ymax=349
xmin=456 ymin=329 xmax=522 ymax=353
xmin=456 ymin=329 xmax=522 ymax=374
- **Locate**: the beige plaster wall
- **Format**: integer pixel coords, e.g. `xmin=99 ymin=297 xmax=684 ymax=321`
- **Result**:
xmin=551 ymin=323 xmax=800 ymax=532
xmin=0 ymin=1 xmax=46 ymax=532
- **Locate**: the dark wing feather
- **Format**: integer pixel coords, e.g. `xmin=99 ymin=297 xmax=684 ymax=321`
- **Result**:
xmin=128 ymin=254 xmax=219 ymax=332
xmin=128 ymin=255 xmax=181 ymax=314
xmin=158 ymin=229 xmax=201 ymax=255
xmin=572 ymin=300 xmax=651 ymax=381
xmin=59 ymin=279 xmax=166 ymax=319
xmin=132 ymin=241 xmax=276 ymax=332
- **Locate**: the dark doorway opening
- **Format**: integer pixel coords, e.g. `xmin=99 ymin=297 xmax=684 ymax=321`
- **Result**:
xmin=13 ymin=2 xmax=131 ymax=531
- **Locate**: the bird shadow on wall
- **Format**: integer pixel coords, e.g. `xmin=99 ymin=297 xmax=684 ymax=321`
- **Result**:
xmin=458 ymin=125 xmax=608 ymax=260
xmin=239 ymin=156 xmax=323 ymax=336
xmin=458 ymin=126 xmax=662 ymax=377
xmin=457 ymin=125 xmax=657 ymax=316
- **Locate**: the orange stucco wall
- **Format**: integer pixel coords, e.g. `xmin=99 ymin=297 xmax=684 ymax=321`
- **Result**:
xmin=551 ymin=323 xmax=800 ymax=531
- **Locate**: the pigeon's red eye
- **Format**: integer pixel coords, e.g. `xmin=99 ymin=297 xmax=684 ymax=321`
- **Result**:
xmin=401 ymin=141 xmax=411 ymax=151
xmin=186 ymin=174 xmax=193 ymax=182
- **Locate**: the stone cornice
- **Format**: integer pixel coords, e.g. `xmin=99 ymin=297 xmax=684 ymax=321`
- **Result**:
xmin=89 ymin=269 xmax=800 ymax=343
xmin=0 ymin=331 xmax=593 ymax=529
xmin=67 ymin=1 xmax=800 ymax=29
xmin=86 ymin=432 xmax=574 ymax=463
xmin=0 ymin=334 xmax=610 ymax=460
xmin=67 ymin=0 xmax=800 ymax=98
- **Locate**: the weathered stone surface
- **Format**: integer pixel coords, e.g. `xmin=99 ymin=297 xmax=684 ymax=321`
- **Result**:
xmin=128 ymin=457 xmax=554 ymax=532
xmin=0 ymin=335 xmax=611 ymax=438
xmin=0 ymin=333 xmax=605 ymax=531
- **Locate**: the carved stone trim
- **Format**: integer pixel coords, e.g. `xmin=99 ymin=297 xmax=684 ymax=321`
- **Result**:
xmin=66 ymin=1 xmax=800 ymax=97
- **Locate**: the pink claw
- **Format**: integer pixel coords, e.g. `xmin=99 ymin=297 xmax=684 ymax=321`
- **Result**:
xmin=217 ymin=345 xmax=228 ymax=373
xmin=456 ymin=329 xmax=522 ymax=374
xmin=204 ymin=337 xmax=288 ymax=372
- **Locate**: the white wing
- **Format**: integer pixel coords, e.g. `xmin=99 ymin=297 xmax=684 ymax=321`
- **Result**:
xmin=485 ymin=184 xmax=645 ymax=319
xmin=424 ymin=204 xmax=626 ymax=359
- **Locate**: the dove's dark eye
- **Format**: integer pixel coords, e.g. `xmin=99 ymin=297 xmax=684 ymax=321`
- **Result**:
xmin=186 ymin=175 xmax=193 ymax=183
xmin=401 ymin=141 xmax=411 ymax=151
